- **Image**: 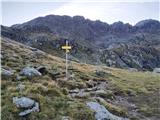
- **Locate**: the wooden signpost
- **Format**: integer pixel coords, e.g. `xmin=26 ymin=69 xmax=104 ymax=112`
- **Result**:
xmin=62 ymin=40 xmax=72 ymax=80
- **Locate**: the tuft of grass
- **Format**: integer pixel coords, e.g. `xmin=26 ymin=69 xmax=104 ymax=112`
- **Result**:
xmin=67 ymin=102 xmax=95 ymax=120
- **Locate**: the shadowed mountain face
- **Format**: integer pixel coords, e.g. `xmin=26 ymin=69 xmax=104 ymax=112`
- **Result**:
xmin=1 ymin=15 xmax=160 ymax=70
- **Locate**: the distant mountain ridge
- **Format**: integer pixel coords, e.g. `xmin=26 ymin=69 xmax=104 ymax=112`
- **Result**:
xmin=1 ymin=15 xmax=160 ymax=70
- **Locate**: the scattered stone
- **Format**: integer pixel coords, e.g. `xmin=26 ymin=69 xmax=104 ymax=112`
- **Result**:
xmin=128 ymin=68 xmax=138 ymax=72
xmin=36 ymin=66 xmax=48 ymax=75
xmin=86 ymin=80 xmax=97 ymax=88
xmin=95 ymin=90 xmax=106 ymax=94
xmin=19 ymin=109 xmax=33 ymax=116
xmin=91 ymin=90 xmax=107 ymax=96
xmin=17 ymin=84 xmax=25 ymax=93
xmin=69 ymin=73 xmax=75 ymax=80
xmin=34 ymin=50 xmax=46 ymax=56
xmin=1 ymin=68 xmax=14 ymax=77
xmin=96 ymin=81 xmax=107 ymax=90
xmin=153 ymin=68 xmax=160 ymax=73
xmin=33 ymin=102 xmax=40 ymax=112
xmin=69 ymin=88 xmax=79 ymax=93
xmin=87 ymin=102 xmax=129 ymax=120
xmin=20 ymin=66 xmax=42 ymax=78
xmin=13 ymin=97 xmax=35 ymax=108
xmin=0 ymin=54 xmax=4 ymax=59
xmin=61 ymin=116 xmax=70 ymax=120
xmin=85 ymin=87 xmax=97 ymax=92
xmin=19 ymin=102 xmax=39 ymax=116
xmin=71 ymin=90 xmax=90 ymax=98
xmin=16 ymin=75 xmax=26 ymax=81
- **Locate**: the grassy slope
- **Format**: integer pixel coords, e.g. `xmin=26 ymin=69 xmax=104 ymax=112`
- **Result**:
xmin=1 ymin=37 xmax=160 ymax=120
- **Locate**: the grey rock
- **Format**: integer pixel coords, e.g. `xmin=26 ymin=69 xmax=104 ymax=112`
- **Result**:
xmin=16 ymin=75 xmax=21 ymax=80
xmin=19 ymin=109 xmax=33 ymax=116
xmin=128 ymin=68 xmax=138 ymax=72
xmin=0 ymin=54 xmax=4 ymax=59
xmin=17 ymin=84 xmax=25 ymax=93
xmin=153 ymin=68 xmax=160 ymax=73
xmin=32 ymin=102 xmax=40 ymax=112
xmin=16 ymin=75 xmax=29 ymax=81
xmin=94 ymin=90 xmax=107 ymax=95
xmin=85 ymin=87 xmax=97 ymax=92
xmin=20 ymin=66 xmax=42 ymax=78
xmin=1 ymin=68 xmax=13 ymax=77
xmin=13 ymin=97 xmax=35 ymax=108
xmin=87 ymin=102 xmax=128 ymax=120
xmin=61 ymin=116 xmax=70 ymax=120
xmin=69 ymin=89 xmax=79 ymax=93
xmin=19 ymin=102 xmax=39 ymax=116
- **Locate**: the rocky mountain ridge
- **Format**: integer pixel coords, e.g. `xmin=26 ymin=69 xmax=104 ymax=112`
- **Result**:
xmin=1 ymin=15 xmax=160 ymax=70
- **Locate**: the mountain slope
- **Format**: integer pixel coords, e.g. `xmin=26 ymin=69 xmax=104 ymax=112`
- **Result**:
xmin=1 ymin=15 xmax=160 ymax=70
xmin=1 ymin=36 xmax=160 ymax=120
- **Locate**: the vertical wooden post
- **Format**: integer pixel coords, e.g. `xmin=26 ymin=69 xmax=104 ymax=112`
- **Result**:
xmin=62 ymin=40 xmax=72 ymax=80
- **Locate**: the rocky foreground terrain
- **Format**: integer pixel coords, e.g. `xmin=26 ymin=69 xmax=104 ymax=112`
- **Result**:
xmin=1 ymin=15 xmax=160 ymax=70
xmin=1 ymin=37 xmax=160 ymax=120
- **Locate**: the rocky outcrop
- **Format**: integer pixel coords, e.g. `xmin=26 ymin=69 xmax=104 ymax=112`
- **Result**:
xmin=87 ymin=102 xmax=128 ymax=120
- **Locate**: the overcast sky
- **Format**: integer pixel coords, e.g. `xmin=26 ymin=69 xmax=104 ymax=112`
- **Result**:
xmin=1 ymin=0 xmax=159 ymax=26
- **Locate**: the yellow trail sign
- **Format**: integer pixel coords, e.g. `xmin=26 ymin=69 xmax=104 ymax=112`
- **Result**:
xmin=62 ymin=40 xmax=72 ymax=80
xmin=62 ymin=42 xmax=72 ymax=53
xmin=62 ymin=46 xmax=71 ymax=49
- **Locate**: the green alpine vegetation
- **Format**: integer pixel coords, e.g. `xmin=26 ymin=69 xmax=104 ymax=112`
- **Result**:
xmin=1 ymin=37 xmax=160 ymax=120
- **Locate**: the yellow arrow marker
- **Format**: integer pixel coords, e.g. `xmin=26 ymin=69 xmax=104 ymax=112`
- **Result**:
xmin=62 ymin=42 xmax=72 ymax=53
xmin=62 ymin=46 xmax=72 ymax=50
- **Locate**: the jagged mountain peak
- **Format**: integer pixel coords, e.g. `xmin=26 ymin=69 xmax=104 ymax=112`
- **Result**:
xmin=135 ymin=19 xmax=160 ymax=27
xmin=134 ymin=19 xmax=160 ymax=31
xmin=11 ymin=14 xmax=160 ymax=33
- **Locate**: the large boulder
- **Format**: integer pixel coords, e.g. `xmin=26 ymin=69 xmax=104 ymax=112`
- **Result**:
xmin=20 ymin=67 xmax=42 ymax=78
xmin=87 ymin=102 xmax=128 ymax=120
xmin=13 ymin=97 xmax=35 ymax=108
xmin=13 ymin=97 xmax=40 ymax=116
